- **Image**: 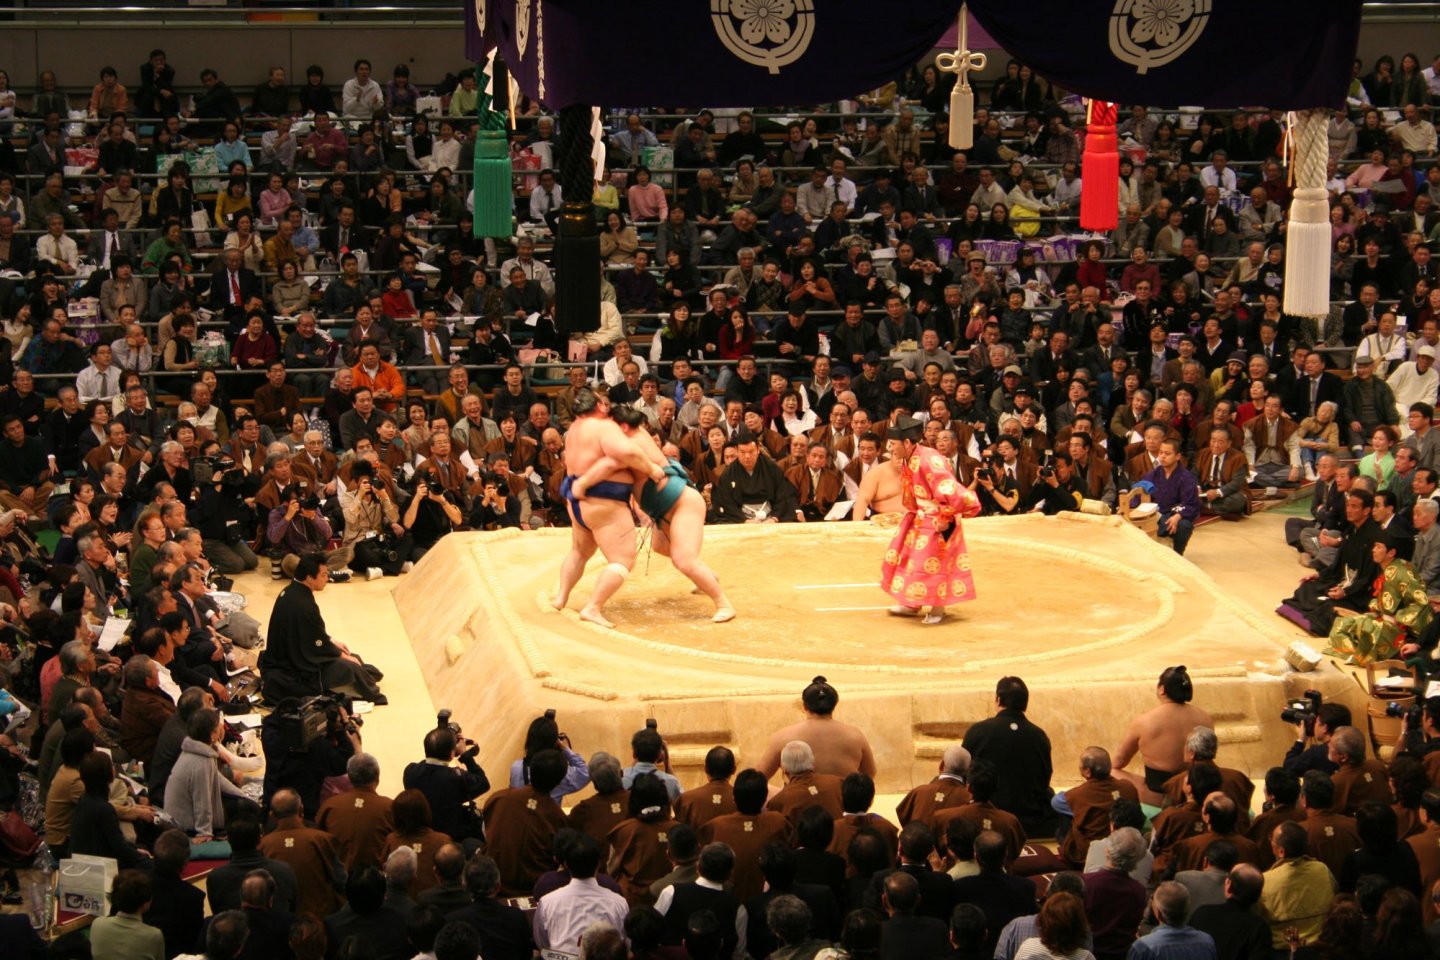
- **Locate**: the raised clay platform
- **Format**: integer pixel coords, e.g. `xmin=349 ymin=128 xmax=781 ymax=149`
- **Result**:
xmin=392 ymin=513 xmax=1365 ymax=794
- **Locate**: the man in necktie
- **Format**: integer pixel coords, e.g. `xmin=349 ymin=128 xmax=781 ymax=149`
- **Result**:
xmin=1199 ymin=426 xmax=1248 ymax=519
xmin=529 ymin=169 xmax=563 ymax=226
xmin=404 ymin=308 xmax=449 ymax=395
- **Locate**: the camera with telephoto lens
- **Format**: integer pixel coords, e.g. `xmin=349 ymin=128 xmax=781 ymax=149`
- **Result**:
xmin=299 ymin=494 xmax=321 ymax=511
xmin=437 ymin=708 xmax=461 ymax=737
xmin=1386 ymin=700 xmax=1424 ymax=727
xmin=1280 ymin=689 xmax=1323 ymax=735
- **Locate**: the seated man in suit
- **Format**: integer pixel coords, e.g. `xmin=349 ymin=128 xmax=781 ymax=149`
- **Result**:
xmin=208 ymin=248 xmax=262 ymax=327
xmin=1194 ymin=425 xmax=1249 ymax=519
xmin=785 ymin=442 xmax=843 ymax=522
xmin=403 ymin=308 xmax=453 ymax=396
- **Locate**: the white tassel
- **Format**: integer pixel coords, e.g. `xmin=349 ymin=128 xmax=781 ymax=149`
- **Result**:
xmin=951 ymin=84 xmax=973 ymax=150
xmin=590 ymin=105 xmax=606 ymax=184
xmin=938 ymin=4 xmax=984 ymax=152
xmin=1283 ymin=110 xmax=1332 ymax=321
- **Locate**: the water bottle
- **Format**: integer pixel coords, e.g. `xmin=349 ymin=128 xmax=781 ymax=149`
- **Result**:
xmin=29 ymin=841 xmax=54 ymax=932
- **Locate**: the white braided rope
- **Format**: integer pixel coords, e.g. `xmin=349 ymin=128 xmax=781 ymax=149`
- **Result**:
xmin=1284 ymin=109 xmax=1332 ymax=319
xmin=590 ymin=106 xmax=606 ymax=184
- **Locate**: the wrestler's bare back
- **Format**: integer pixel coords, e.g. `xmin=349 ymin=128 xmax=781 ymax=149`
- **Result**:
xmin=565 ymin=416 xmax=640 ymax=485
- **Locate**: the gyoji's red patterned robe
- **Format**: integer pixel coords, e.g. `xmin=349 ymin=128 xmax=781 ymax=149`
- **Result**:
xmin=880 ymin=445 xmax=982 ymax=608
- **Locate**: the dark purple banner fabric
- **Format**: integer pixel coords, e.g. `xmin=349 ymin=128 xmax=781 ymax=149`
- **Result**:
xmin=465 ymin=1 xmax=1362 ymax=111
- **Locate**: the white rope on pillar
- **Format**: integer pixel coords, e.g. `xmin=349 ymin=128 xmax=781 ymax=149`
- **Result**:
xmin=936 ymin=4 xmax=986 ymax=150
xmin=1283 ymin=109 xmax=1332 ymax=322
xmin=590 ymin=106 xmax=606 ymax=185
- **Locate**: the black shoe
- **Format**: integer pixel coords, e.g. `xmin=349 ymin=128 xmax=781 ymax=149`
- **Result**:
xmin=370 ymin=693 xmax=389 ymax=706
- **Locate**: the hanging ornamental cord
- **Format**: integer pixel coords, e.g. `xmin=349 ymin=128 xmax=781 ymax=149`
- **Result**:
xmin=471 ymin=51 xmax=514 ymax=239
xmin=555 ymin=103 xmax=600 ymax=336
xmin=1282 ymin=109 xmax=1332 ymax=321
xmin=1079 ymin=98 xmax=1118 ymax=233
xmin=936 ymin=3 xmax=986 ymax=151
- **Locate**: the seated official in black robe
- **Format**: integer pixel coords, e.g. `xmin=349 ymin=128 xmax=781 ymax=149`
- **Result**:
xmin=258 ymin=553 xmax=386 ymax=703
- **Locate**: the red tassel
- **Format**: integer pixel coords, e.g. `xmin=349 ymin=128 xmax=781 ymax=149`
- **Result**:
xmin=1079 ymin=100 xmax=1119 ymax=233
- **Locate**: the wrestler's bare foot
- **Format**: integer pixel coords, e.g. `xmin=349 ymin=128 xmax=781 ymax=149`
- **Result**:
xmin=712 ymin=606 xmax=736 ymax=623
xmin=578 ymin=605 xmax=615 ymax=629
xmin=888 ymin=605 xmax=920 ymax=617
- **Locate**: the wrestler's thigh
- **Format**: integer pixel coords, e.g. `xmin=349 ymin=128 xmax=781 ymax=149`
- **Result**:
xmin=664 ymin=493 xmax=707 ymax=562
xmin=587 ymin=501 xmax=637 ymax=565
xmin=566 ymin=513 xmax=598 ymax=556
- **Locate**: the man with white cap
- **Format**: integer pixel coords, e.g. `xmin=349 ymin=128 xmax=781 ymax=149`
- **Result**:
xmin=1388 ymin=344 xmax=1439 ymax=436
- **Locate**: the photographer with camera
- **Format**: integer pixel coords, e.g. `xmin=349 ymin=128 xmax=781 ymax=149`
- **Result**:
xmin=266 ymin=486 xmax=353 ymax=581
xmin=404 ymin=470 xmax=464 ymax=559
xmin=340 ymin=460 xmax=412 ymax=580
xmin=973 ymin=443 xmax=1019 ymax=515
xmin=508 ymin=713 xmax=590 ymax=803
xmin=402 ymin=720 xmax=490 ymax=849
xmin=259 ymin=553 xmax=386 ymax=704
xmin=467 ymin=470 xmax=521 ymax=531
xmin=260 ymin=693 xmax=361 ymax=815
xmin=1396 ymin=696 xmax=1440 ymax=768
xmin=193 ymin=457 xmax=261 ymax=575
xmin=1021 ymin=451 xmax=1085 ymax=515
xmin=1282 ymin=698 xmax=1352 ymax=778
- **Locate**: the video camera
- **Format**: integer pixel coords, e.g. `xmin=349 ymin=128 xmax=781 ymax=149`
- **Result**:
xmin=1280 ymin=689 xmax=1323 ymax=736
xmin=275 ymin=693 xmax=358 ymax=752
xmin=191 ymin=455 xmax=237 ymax=485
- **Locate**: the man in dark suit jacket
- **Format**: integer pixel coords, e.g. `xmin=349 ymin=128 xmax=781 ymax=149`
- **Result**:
xmin=1188 ymin=864 xmax=1273 ymax=960
xmin=875 ymin=871 xmax=950 ymax=960
xmin=324 ymin=865 xmax=413 ymax=960
xmin=206 ymin=817 xmax=300 ymax=913
xmin=1028 ymin=330 xmax=1080 ymax=386
xmin=950 ymin=831 xmax=1039 ymax=954
xmin=136 ymin=52 xmax=179 ymax=117
xmin=208 ymin=248 xmax=263 ymax=315
xmin=1184 ymin=186 xmax=1238 ymax=238
xmin=863 ymin=823 xmax=956 ymax=924
xmin=402 ymin=309 xmax=454 ymax=395
xmin=208 ymin=871 xmax=297 ymax=960
xmin=144 ymin=830 xmax=207 ymax=960
xmin=1282 ymin=352 xmax=1345 ymax=423
xmin=321 ymin=207 xmax=372 ymax=259
xmin=26 ymin=128 xmax=64 ymax=175
xmin=445 ymin=855 xmax=534 ymax=960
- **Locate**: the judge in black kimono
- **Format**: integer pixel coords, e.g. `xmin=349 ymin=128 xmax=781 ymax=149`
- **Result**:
xmin=259 ymin=553 xmax=386 ymax=704
xmin=1283 ymin=489 xmax=1383 ymax=636
xmin=710 ymin=429 xmax=802 ymax=524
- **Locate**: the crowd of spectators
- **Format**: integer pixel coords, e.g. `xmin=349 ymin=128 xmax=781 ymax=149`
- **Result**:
xmin=0 ymin=50 xmax=1435 ymax=557
xmin=9 ymin=670 xmax=1440 ymax=960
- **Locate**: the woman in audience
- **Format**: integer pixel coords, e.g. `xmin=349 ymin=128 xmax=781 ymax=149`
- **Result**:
xmin=404 ymin=113 xmax=434 ymax=170
xmin=164 ymin=708 xmax=247 ymax=842
xmin=600 ymin=211 xmax=639 ymax=266
xmin=1013 ymin=891 xmax=1093 ymax=960
xmin=214 ymin=176 xmax=252 ymax=228
xmin=70 ymin=750 xmax=146 ymax=868
xmin=223 ymin=212 xmax=266 ymax=274
xmin=383 ymin=789 xmax=452 ymax=895
xmin=270 ymin=261 xmax=311 ymax=318
xmin=606 ymin=773 xmax=679 ymax=904
xmin=508 ymin=713 xmax=591 ymax=801
xmin=91 ymin=495 xmax=131 ymax=561
xmin=233 ymin=313 xmax=279 ymax=396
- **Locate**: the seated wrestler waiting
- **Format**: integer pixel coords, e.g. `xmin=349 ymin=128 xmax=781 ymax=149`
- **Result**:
xmin=1112 ymin=665 xmax=1214 ymax=805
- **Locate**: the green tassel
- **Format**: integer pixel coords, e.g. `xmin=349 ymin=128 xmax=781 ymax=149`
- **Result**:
xmin=471 ymin=129 xmax=513 ymax=239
